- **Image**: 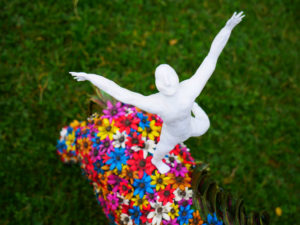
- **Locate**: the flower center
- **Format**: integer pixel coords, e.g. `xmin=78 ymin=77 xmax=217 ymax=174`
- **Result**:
xmin=138 ymin=199 xmax=143 ymax=205
xmin=96 ymin=121 xmax=102 ymax=125
xmin=104 ymin=141 xmax=110 ymax=147
xmin=163 ymin=190 xmax=170 ymax=197
xmin=122 ymin=185 xmax=127 ymax=191
xmin=139 ymin=183 xmax=145 ymax=188
xmin=132 ymin=138 xmax=139 ymax=144
xmin=175 ymin=177 xmax=183 ymax=183
xmin=139 ymin=160 xmax=146 ymax=167
xmin=106 ymin=126 xmax=112 ymax=131
xmin=116 ymin=156 xmax=121 ymax=161
xmin=146 ymin=127 xmax=152 ymax=133
xmin=157 ymin=207 xmax=163 ymax=213
xmin=83 ymin=142 xmax=88 ymax=148
xmin=182 ymin=211 xmax=187 ymax=217
xmin=134 ymin=211 xmax=139 ymax=217
xmin=124 ymin=119 xmax=131 ymax=126
xmin=142 ymin=119 xmax=146 ymax=123
xmin=119 ymin=136 xmax=125 ymax=142
xmin=169 ymin=157 xmax=175 ymax=162
xmin=171 ymin=209 xmax=175 ymax=214
xmin=111 ymin=108 xmax=118 ymax=115
xmin=96 ymin=139 xmax=100 ymax=144
xmin=96 ymin=162 xmax=101 ymax=168
xmin=93 ymin=149 xmax=98 ymax=156
xmin=157 ymin=178 xmax=163 ymax=184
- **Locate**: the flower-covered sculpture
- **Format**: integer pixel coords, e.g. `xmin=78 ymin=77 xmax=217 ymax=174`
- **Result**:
xmin=70 ymin=12 xmax=245 ymax=174
xmin=57 ymin=11 xmax=270 ymax=225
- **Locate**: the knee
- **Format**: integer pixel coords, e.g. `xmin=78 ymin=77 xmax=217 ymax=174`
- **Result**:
xmin=192 ymin=117 xmax=210 ymax=136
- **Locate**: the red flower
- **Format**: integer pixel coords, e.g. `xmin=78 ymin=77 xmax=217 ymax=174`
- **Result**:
xmin=126 ymin=132 xmax=144 ymax=149
xmin=115 ymin=114 xmax=140 ymax=134
xmin=119 ymin=181 xmax=134 ymax=199
xmin=127 ymin=150 xmax=155 ymax=178
xmin=158 ymin=184 xmax=175 ymax=205
xmin=169 ymin=144 xmax=181 ymax=155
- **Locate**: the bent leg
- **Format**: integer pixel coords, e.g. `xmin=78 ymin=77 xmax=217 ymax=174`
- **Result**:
xmin=151 ymin=132 xmax=177 ymax=174
xmin=191 ymin=102 xmax=210 ymax=137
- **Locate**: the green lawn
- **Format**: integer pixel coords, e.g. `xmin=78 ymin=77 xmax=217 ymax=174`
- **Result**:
xmin=0 ymin=0 xmax=298 ymax=224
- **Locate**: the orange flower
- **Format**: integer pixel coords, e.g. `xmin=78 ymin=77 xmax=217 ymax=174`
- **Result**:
xmin=189 ymin=210 xmax=204 ymax=225
xmin=168 ymin=173 xmax=191 ymax=190
xmin=119 ymin=165 xmax=139 ymax=184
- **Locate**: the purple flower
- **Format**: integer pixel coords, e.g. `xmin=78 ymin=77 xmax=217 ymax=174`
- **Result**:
xmin=107 ymin=193 xmax=119 ymax=211
xmin=99 ymin=137 xmax=114 ymax=155
xmin=102 ymin=101 xmax=125 ymax=122
xmin=170 ymin=161 xmax=188 ymax=177
xmin=163 ymin=218 xmax=179 ymax=225
xmin=146 ymin=192 xmax=158 ymax=203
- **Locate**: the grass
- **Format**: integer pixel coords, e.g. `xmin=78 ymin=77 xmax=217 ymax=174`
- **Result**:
xmin=0 ymin=0 xmax=298 ymax=224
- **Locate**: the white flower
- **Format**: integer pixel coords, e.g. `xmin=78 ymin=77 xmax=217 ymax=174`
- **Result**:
xmin=165 ymin=153 xmax=180 ymax=167
xmin=120 ymin=213 xmax=133 ymax=225
xmin=174 ymin=187 xmax=193 ymax=201
xmin=117 ymin=193 xmax=129 ymax=205
xmin=141 ymin=138 xmax=157 ymax=158
xmin=124 ymin=106 xmax=136 ymax=116
xmin=60 ymin=128 xmax=67 ymax=141
xmin=148 ymin=202 xmax=171 ymax=225
xmin=112 ymin=130 xmax=128 ymax=148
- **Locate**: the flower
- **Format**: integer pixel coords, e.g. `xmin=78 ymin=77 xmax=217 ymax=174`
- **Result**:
xmin=151 ymin=170 xmax=171 ymax=191
xmin=163 ymin=218 xmax=179 ymax=225
xmin=127 ymin=150 xmax=155 ymax=178
xmin=189 ymin=210 xmax=204 ymax=225
xmin=105 ymin=147 xmax=128 ymax=171
xmin=168 ymin=203 xmax=179 ymax=220
xmin=118 ymin=181 xmax=134 ymax=199
xmin=174 ymin=187 xmax=193 ymax=202
xmin=99 ymin=137 xmax=114 ymax=155
xmin=137 ymin=112 xmax=150 ymax=129
xmin=120 ymin=214 xmax=133 ymax=225
xmin=132 ymin=195 xmax=149 ymax=210
xmin=138 ymin=120 xmax=161 ymax=140
xmin=141 ymin=138 xmax=156 ymax=157
xmin=146 ymin=192 xmax=158 ymax=203
xmin=107 ymin=193 xmax=119 ymax=211
xmin=120 ymin=165 xmax=139 ymax=184
xmin=120 ymin=213 xmax=133 ymax=225
xmin=178 ymin=205 xmax=194 ymax=225
xmin=112 ymin=130 xmax=128 ymax=148
xmin=126 ymin=132 xmax=144 ymax=151
xmin=147 ymin=202 xmax=171 ymax=225
xmin=93 ymin=160 xmax=105 ymax=174
xmin=97 ymin=118 xmax=118 ymax=140
xmin=170 ymin=161 xmax=188 ymax=177
xmin=116 ymin=114 xmax=140 ymax=134
xmin=133 ymin=174 xmax=155 ymax=198
xmin=102 ymin=101 xmax=125 ymax=122
xmin=158 ymin=184 xmax=175 ymax=205
xmin=129 ymin=206 xmax=142 ymax=225
xmin=168 ymin=173 xmax=191 ymax=191
xmin=203 ymin=213 xmax=223 ymax=225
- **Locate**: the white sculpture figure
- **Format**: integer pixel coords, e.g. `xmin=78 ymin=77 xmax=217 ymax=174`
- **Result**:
xmin=70 ymin=12 xmax=245 ymax=173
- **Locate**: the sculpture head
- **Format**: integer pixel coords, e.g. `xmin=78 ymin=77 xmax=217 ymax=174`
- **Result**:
xmin=155 ymin=64 xmax=179 ymax=96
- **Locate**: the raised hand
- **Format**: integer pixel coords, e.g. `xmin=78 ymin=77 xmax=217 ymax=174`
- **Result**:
xmin=70 ymin=72 xmax=89 ymax=82
xmin=225 ymin=11 xmax=245 ymax=30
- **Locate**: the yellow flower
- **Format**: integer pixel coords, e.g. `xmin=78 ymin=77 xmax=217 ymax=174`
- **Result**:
xmin=132 ymin=195 xmax=149 ymax=210
xmin=97 ymin=118 xmax=118 ymax=140
xmin=66 ymin=132 xmax=75 ymax=151
xmin=150 ymin=170 xmax=171 ymax=191
xmin=70 ymin=120 xmax=80 ymax=128
xmin=138 ymin=120 xmax=161 ymax=140
xmin=168 ymin=203 xmax=179 ymax=219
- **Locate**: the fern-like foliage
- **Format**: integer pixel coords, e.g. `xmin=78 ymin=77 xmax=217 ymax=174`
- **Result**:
xmin=192 ymin=162 xmax=270 ymax=225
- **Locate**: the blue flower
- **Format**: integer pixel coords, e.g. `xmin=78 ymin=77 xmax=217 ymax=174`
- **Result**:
xmin=93 ymin=160 xmax=105 ymax=174
xmin=105 ymin=147 xmax=127 ymax=171
xmin=178 ymin=205 xmax=194 ymax=225
xmin=203 ymin=213 xmax=223 ymax=225
xmin=129 ymin=206 xmax=141 ymax=225
xmin=91 ymin=136 xmax=101 ymax=149
xmin=67 ymin=126 xmax=73 ymax=134
xmin=133 ymin=173 xmax=154 ymax=198
xmin=137 ymin=112 xmax=150 ymax=129
xmin=57 ymin=140 xmax=66 ymax=153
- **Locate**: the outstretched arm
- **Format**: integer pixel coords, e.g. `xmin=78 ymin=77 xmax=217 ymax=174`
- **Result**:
xmin=70 ymin=72 xmax=161 ymax=114
xmin=182 ymin=12 xmax=245 ymax=99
